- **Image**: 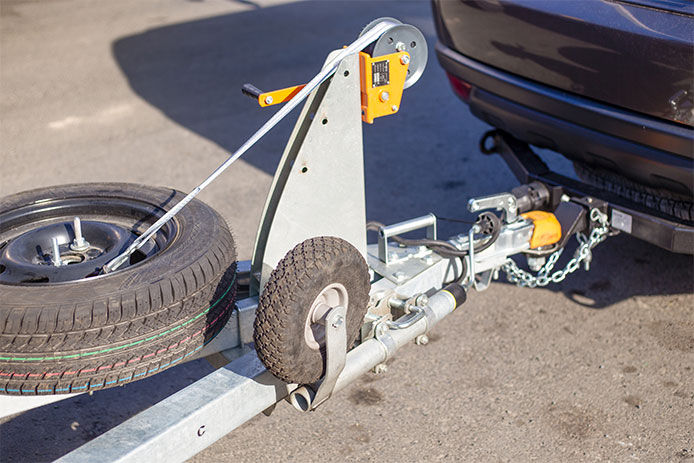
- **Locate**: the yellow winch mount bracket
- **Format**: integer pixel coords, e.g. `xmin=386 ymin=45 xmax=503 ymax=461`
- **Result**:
xmin=358 ymin=51 xmax=409 ymax=124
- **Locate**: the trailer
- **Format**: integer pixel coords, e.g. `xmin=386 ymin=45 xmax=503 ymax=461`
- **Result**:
xmin=3 ymin=16 xmax=685 ymax=462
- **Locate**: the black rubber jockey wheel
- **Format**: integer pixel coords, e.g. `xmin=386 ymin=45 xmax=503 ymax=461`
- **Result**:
xmin=254 ymin=237 xmax=370 ymax=385
xmin=0 ymin=183 xmax=237 ymax=395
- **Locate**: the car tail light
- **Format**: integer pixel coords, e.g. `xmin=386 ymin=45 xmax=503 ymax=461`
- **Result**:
xmin=446 ymin=73 xmax=472 ymax=102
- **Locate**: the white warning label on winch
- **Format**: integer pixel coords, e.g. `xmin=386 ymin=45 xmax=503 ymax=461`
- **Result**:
xmin=371 ymin=59 xmax=389 ymax=87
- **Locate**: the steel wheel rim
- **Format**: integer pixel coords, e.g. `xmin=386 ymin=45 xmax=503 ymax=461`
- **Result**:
xmin=0 ymin=195 xmax=179 ymax=285
xmin=304 ymin=283 xmax=348 ymax=351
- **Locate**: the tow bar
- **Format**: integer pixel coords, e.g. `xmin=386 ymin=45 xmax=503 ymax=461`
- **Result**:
xmin=2 ymin=17 xmax=613 ymax=462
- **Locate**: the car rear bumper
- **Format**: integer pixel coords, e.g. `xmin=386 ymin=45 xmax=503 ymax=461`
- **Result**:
xmin=431 ymin=0 xmax=694 ymax=126
xmin=436 ymin=42 xmax=694 ymax=196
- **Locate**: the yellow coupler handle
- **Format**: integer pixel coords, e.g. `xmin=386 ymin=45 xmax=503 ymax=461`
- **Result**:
xmin=522 ymin=211 xmax=562 ymax=249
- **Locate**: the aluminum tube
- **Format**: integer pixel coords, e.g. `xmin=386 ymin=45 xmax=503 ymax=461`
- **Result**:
xmin=423 ymin=289 xmax=458 ymax=325
xmin=332 ymin=338 xmax=388 ymax=393
xmin=381 ymin=213 xmax=437 ymax=238
xmin=289 ymin=386 xmax=315 ymax=412
xmin=330 ymin=289 xmax=456 ymax=396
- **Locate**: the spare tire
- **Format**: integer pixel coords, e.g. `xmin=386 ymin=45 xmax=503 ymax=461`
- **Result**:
xmin=0 ymin=183 xmax=237 ymax=395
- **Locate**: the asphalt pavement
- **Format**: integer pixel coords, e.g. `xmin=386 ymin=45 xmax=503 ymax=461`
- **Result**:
xmin=1 ymin=1 xmax=692 ymax=462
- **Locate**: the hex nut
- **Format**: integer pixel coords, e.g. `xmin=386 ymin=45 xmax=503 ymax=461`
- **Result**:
xmin=373 ymin=363 xmax=388 ymax=374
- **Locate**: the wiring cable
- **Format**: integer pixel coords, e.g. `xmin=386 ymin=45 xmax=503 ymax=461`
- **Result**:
xmin=366 ymin=212 xmax=502 ymax=284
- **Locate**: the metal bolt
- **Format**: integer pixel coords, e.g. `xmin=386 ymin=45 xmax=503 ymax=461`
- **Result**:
xmin=70 ymin=216 xmax=90 ymax=251
xmin=415 ymin=334 xmax=429 ymax=346
xmin=469 ymin=202 xmax=479 ymax=212
xmin=560 ymin=194 xmax=571 ymax=202
xmin=393 ymin=271 xmax=406 ymax=282
xmin=400 ymin=54 xmax=410 ymax=65
xmin=391 ymin=105 xmax=398 ymax=112
xmin=379 ymin=91 xmax=390 ymax=102
xmin=414 ymin=294 xmax=429 ymax=307
xmin=527 ymin=255 xmax=546 ymax=272
xmin=375 ymin=323 xmax=388 ymax=337
xmin=395 ymin=42 xmax=406 ymax=52
xmin=331 ymin=316 xmax=344 ymax=329
xmin=51 ymin=237 xmax=63 ymax=267
xmin=583 ymin=255 xmax=592 ymax=271
xmin=264 ymin=95 xmax=273 ymax=105
xmin=373 ymin=363 xmax=388 ymax=374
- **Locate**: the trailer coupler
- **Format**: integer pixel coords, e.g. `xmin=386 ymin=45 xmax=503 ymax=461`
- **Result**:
xmin=279 ymin=182 xmax=613 ymax=413
xmin=366 ymin=184 xmax=611 ymax=299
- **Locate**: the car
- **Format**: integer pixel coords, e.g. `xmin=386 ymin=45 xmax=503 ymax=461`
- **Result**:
xmin=432 ymin=0 xmax=693 ymax=252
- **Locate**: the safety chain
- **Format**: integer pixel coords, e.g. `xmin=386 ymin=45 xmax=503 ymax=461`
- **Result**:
xmin=502 ymin=208 xmax=610 ymax=288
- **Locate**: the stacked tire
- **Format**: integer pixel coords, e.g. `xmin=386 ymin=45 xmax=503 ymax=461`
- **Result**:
xmin=0 ymin=184 xmax=237 ymax=395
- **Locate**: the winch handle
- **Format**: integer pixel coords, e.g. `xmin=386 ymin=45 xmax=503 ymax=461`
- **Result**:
xmin=241 ymin=83 xmax=264 ymax=99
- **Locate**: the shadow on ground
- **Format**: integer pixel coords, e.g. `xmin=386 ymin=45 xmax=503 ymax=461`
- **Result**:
xmin=110 ymin=1 xmax=437 ymax=177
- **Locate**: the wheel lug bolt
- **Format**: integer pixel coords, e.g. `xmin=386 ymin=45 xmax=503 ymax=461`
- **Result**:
xmin=70 ymin=216 xmax=90 ymax=252
xmin=51 ymin=237 xmax=63 ymax=267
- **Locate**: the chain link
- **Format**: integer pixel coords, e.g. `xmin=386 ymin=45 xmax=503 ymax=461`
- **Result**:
xmin=502 ymin=208 xmax=610 ymax=288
